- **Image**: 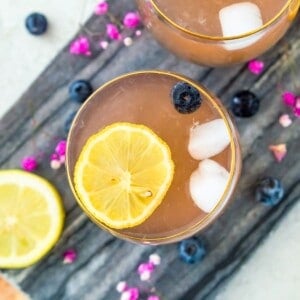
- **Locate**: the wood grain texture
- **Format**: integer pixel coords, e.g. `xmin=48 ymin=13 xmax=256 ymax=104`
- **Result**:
xmin=1 ymin=1 xmax=300 ymax=299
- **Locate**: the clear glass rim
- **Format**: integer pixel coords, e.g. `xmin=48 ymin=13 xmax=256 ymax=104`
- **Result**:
xmin=149 ymin=0 xmax=294 ymax=41
xmin=66 ymin=70 xmax=242 ymax=244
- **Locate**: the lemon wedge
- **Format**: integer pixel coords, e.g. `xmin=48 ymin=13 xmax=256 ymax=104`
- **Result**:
xmin=0 ymin=170 xmax=64 ymax=268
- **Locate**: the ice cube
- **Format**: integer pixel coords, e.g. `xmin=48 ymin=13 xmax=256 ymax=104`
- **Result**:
xmin=219 ymin=2 xmax=263 ymax=50
xmin=188 ymin=118 xmax=230 ymax=160
xmin=189 ymin=159 xmax=230 ymax=213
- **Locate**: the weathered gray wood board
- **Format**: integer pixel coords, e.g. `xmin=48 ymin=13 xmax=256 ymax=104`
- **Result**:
xmin=1 ymin=1 xmax=300 ymax=299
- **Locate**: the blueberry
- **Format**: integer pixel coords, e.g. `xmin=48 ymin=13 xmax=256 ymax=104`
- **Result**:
xmin=179 ymin=237 xmax=206 ymax=264
xmin=69 ymin=80 xmax=93 ymax=103
xmin=256 ymin=177 xmax=284 ymax=206
xmin=25 ymin=13 xmax=48 ymax=35
xmin=64 ymin=111 xmax=77 ymax=135
xmin=171 ymin=82 xmax=202 ymax=114
xmin=231 ymin=90 xmax=260 ymax=118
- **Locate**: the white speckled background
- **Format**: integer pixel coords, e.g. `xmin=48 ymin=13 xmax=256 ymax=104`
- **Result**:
xmin=1 ymin=1 xmax=300 ymax=299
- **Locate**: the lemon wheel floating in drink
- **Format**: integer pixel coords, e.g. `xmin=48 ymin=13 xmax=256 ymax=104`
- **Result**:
xmin=74 ymin=122 xmax=174 ymax=229
xmin=66 ymin=71 xmax=242 ymax=244
xmin=0 ymin=170 xmax=64 ymax=268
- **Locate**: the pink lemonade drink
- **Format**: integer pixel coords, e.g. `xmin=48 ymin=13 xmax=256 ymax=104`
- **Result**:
xmin=66 ymin=71 xmax=242 ymax=244
xmin=136 ymin=0 xmax=299 ymax=66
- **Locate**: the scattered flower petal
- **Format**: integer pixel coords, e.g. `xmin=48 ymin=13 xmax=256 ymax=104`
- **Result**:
xmin=140 ymin=270 xmax=151 ymax=281
xmin=135 ymin=30 xmax=142 ymax=37
xmin=293 ymin=97 xmax=300 ymax=118
xmin=148 ymin=296 xmax=160 ymax=300
xmin=279 ymin=114 xmax=292 ymax=127
xmin=63 ymin=249 xmax=77 ymax=264
xmin=59 ymin=155 xmax=66 ymax=163
xmin=123 ymin=12 xmax=141 ymax=29
xmin=55 ymin=140 xmax=67 ymax=156
xmin=50 ymin=153 xmax=60 ymax=160
xmin=269 ymin=144 xmax=287 ymax=163
xmin=50 ymin=159 xmax=61 ymax=170
xmin=95 ymin=1 xmax=109 ymax=15
xmin=248 ymin=59 xmax=264 ymax=75
xmin=282 ymin=91 xmax=296 ymax=107
xmin=99 ymin=40 xmax=109 ymax=50
xmin=106 ymin=24 xmax=122 ymax=40
xmin=123 ymin=37 xmax=133 ymax=47
xmin=149 ymin=253 xmax=161 ymax=266
xmin=116 ymin=281 xmax=128 ymax=293
xmin=21 ymin=156 xmax=38 ymax=172
xmin=137 ymin=262 xmax=155 ymax=274
xmin=69 ymin=36 xmax=92 ymax=56
xmin=120 ymin=288 xmax=139 ymax=300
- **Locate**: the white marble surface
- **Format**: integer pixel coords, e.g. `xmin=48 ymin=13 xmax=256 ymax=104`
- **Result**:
xmin=1 ymin=1 xmax=300 ymax=300
xmin=0 ymin=0 xmax=97 ymax=118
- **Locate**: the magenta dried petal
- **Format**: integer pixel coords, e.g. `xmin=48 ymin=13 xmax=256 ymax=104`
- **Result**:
xmin=148 ymin=296 xmax=160 ymax=300
xmin=55 ymin=140 xmax=67 ymax=156
xmin=293 ymin=97 xmax=300 ymax=118
xmin=69 ymin=36 xmax=91 ymax=56
xmin=50 ymin=152 xmax=60 ymax=161
xmin=121 ymin=288 xmax=139 ymax=300
xmin=106 ymin=24 xmax=121 ymax=40
xmin=247 ymin=59 xmax=264 ymax=75
xmin=282 ymin=91 xmax=296 ymax=107
xmin=94 ymin=1 xmax=109 ymax=15
xmin=137 ymin=262 xmax=155 ymax=274
xmin=123 ymin=12 xmax=141 ymax=29
xmin=63 ymin=249 xmax=77 ymax=264
xmin=21 ymin=156 xmax=38 ymax=172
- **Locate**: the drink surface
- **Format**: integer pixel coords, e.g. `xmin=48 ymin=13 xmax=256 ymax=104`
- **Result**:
xmin=67 ymin=72 xmax=238 ymax=242
xmin=153 ymin=0 xmax=288 ymax=36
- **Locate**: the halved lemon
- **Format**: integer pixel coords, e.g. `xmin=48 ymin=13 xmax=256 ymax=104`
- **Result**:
xmin=74 ymin=122 xmax=174 ymax=229
xmin=0 ymin=170 xmax=64 ymax=268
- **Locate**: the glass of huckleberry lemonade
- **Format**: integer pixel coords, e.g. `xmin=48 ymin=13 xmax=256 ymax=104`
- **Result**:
xmin=136 ymin=0 xmax=299 ymax=66
xmin=66 ymin=71 xmax=242 ymax=245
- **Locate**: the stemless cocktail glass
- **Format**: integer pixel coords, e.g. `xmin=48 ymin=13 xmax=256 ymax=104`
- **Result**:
xmin=136 ymin=0 xmax=299 ymax=66
xmin=66 ymin=71 xmax=242 ymax=245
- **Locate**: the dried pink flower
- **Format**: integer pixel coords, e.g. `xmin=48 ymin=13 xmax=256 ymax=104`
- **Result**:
xmin=293 ymin=97 xmax=300 ymax=118
xmin=99 ymin=40 xmax=109 ymax=50
xmin=148 ymin=296 xmax=160 ymax=300
xmin=149 ymin=253 xmax=161 ymax=265
xmin=63 ymin=249 xmax=77 ymax=264
xmin=106 ymin=24 xmax=121 ymax=40
xmin=116 ymin=281 xmax=127 ymax=293
xmin=21 ymin=156 xmax=38 ymax=172
xmin=50 ymin=159 xmax=61 ymax=170
xmin=123 ymin=37 xmax=133 ymax=47
xmin=95 ymin=1 xmax=109 ymax=15
xmin=135 ymin=30 xmax=142 ymax=37
xmin=269 ymin=144 xmax=287 ymax=163
xmin=123 ymin=12 xmax=141 ymax=29
xmin=55 ymin=140 xmax=67 ymax=156
xmin=278 ymin=114 xmax=292 ymax=128
xmin=137 ymin=262 xmax=155 ymax=274
xmin=50 ymin=153 xmax=61 ymax=169
xmin=248 ymin=59 xmax=264 ymax=75
xmin=282 ymin=91 xmax=296 ymax=107
xmin=120 ymin=288 xmax=139 ymax=300
xmin=69 ymin=36 xmax=92 ymax=56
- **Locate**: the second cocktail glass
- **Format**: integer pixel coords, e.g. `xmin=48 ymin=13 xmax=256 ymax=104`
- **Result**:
xmin=136 ymin=0 xmax=299 ymax=66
